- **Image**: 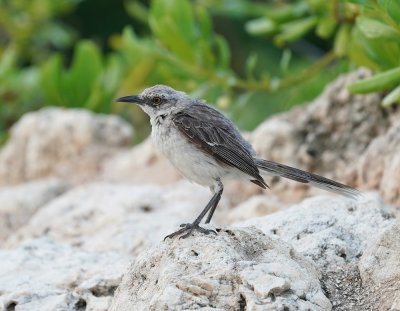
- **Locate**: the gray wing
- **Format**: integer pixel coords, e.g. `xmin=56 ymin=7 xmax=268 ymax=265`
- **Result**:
xmin=172 ymin=103 xmax=268 ymax=189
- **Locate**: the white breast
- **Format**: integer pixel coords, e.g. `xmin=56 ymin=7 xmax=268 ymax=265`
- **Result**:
xmin=150 ymin=115 xmax=242 ymax=187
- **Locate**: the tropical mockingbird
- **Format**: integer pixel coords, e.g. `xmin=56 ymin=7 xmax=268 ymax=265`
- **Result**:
xmin=117 ymin=85 xmax=361 ymax=239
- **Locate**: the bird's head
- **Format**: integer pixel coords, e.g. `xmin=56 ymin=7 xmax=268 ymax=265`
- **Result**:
xmin=116 ymin=85 xmax=190 ymax=118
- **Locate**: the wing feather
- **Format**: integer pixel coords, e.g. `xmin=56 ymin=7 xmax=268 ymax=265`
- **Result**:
xmin=173 ymin=103 xmax=267 ymax=188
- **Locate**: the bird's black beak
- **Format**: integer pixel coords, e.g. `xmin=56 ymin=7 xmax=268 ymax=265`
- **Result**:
xmin=115 ymin=95 xmax=143 ymax=105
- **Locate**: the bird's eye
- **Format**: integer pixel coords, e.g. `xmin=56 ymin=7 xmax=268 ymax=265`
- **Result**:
xmin=152 ymin=96 xmax=162 ymax=105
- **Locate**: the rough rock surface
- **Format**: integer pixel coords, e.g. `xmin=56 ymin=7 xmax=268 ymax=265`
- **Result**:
xmin=359 ymin=220 xmax=400 ymax=310
xmin=238 ymin=193 xmax=396 ymax=310
xmin=353 ymin=123 xmax=400 ymax=206
xmin=238 ymin=194 xmax=394 ymax=269
xmin=250 ymin=69 xmax=390 ymax=202
xmin=110 ymin=227 xmax=331 ymax=311
xmin=6 ymin=181 xmax=215 ymax=255
xmin=0 ymin=239 xmax=128 ymax=311
xmin=0 ymin=179 xmax=69 ymax=243
xmin=0 ymin=107 xmax=133 ymax=185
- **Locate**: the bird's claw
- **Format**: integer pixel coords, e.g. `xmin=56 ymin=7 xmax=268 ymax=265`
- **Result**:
xmin=164 ymin=223 xmax=217 ymax=240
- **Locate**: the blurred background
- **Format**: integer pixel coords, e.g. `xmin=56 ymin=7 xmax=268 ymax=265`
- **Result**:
xmin=0 ymin=0 xmax=399 ymax=144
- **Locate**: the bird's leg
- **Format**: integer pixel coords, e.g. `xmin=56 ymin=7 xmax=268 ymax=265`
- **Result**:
xmin=205 ymin=180 xmax=223 ymax=224
xmin=164 ymin=179 xmax=223 ymax=240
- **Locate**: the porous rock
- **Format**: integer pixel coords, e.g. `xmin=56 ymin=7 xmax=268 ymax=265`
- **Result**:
xmin=237 ymin=193 xmax=394 ymax=270
xmin=6 ymin=181 xmax=214 ymax=255
xmin=359 ymin=220 xmax=400 ymax=310
xmin=110 ymin=227 xmax=331 ymax=311
xmin=353 ymin=123 xmax=400 ymax=206
xmin=237 ymin=193 xmax=395 ymax=309
xmin=0 ymin=179 xmax=69 ymax=243
xmin=0 ymin=238 xmax=128 ymax=311
xmin=0 ymin=107 xmax=133 ymax=185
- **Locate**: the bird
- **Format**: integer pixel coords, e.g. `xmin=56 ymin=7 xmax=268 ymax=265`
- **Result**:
xmin=116 ymin=85 xmax=361 ymax=239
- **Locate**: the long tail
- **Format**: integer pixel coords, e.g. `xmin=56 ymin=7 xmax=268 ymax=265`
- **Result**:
xmin=255 ymin=158 xmax=362 ymax=199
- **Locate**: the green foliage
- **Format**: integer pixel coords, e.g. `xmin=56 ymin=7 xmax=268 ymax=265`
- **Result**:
xmin=0 ymin=47 xmax=42 ymax=135
xmin=40 ymin=41 xmax=124 ymax=113
xmin=0 ymin=0 xmax=77 ymax=63
xmin=1 ymin=0 xmax=400 ymax=145
xmin=113 ymin=2 xmax=234 ymax=100
xmin=347 ymin=0 xmax=400 ymax=104
xmin=243 ymin=0 xmax=400 ymax=105
xmin=114 ymin=0 xmax=339 ymax=118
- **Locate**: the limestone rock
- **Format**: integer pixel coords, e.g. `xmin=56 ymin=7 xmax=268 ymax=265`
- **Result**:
xmin=110 ymin=227 xmax=331 ymax=311
xmin=0 ymin=107 xmax=133 ymax=185
xmin=0 ymin=238 xmax=128 ymax=311
xmin=359 ymin=220 xmax=400 ymax=310
xmin=0 ymin=179 xmax=69 ymax=243
xmin=353 ymin=123 xmax=400 ymax=206
xmin=237 ymin=193 xmax=395 ymax=309
xmin=6 ymin=181 xmax=214 ymax=255
xmin=237 ymin=194 xmax=394 ymax=270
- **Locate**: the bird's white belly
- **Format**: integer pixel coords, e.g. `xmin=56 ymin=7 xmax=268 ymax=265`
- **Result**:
xmin=152 ymin=123 xmax=234 ymax=187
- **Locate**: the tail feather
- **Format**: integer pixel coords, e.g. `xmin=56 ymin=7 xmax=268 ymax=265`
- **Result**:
xmin=255 ymin=158 xmax=362 ymax=199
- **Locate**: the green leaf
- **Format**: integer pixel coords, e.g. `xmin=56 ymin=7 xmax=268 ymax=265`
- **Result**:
xmin=316 ymin=16 xmax=337 ymax=39
xmin=245 ymin=53 xmax=258 ymax=79
xmin=40 ymin=55 xmax=64 ymax=106
xmin=275 ymin=16 xmax=317 ymax=46
xmin=149 ymin=0 xmax=199 ymax=63
xmin=0 ymin=47 xmax=16 ymax=81
xmin=334 ymin=24 xmax=351 ymax=57
xmin=63 ymin=41 xmax=103 ymax=108
xmin=245 ymin=18 xmax=276 ymax=36
xmin=124 ymin=0 xmax=149 ymax=24
xmin=215 ymin=35 xmax=230 ymax=69
xmin=385 ymin=0 xmax=400 ymax=26
xmin=280 ymin=49 xmax=292 ymax=73
xmin=349 ymin=26 xmax=400 ymax=70
xmin=347 ymin=67 xmax=400 ymax=93
xmin=356 ymin=17 xmax=400 ymax=42
xmin=382 ymin=85 xmax=400 ymax=106
xmin=197 ymin=6 xmax=212 ymax=39
xmin=265 ymin=2 xmax=309 ymax=23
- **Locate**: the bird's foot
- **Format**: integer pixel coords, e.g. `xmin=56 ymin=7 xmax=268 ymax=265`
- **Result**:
xmin=164 ymin=223 xmax=217 ymax=240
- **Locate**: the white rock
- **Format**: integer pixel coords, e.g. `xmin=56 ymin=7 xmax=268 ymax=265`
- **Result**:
xmin=0 ymin=107 xmax=133 ymax=185
xmin=6 ymin=181 xmax=215 ymax=255
xmin=353 ymin=123 xmax=400 ymax=206
xmin=0 ymin=238 xmax=128 ymax=311
xmin=358 ymin=220 xmax=400 ymax=310
xmin=0 ymin=179 xmax=69 ymax=243
xmin=236 ymin=193 xmax=395 ymax=269
xmin=110 ymin=227 xmax=331 ymax=311
xmin=235 ymin=193 xmax=396 ymax=309
xmin=251 ymin=118 xmax=298 ymax=167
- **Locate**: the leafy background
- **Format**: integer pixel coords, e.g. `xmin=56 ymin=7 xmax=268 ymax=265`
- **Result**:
xmin=0 ymin=0 xmax=399 ymax=144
